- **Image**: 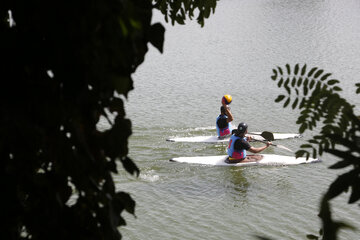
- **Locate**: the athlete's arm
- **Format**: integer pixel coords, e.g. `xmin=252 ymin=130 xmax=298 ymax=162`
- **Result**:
xmin=248 ymin=141 xmax=272 ymax=153
xmin=222 ymin=103 xmax=233 ymax=122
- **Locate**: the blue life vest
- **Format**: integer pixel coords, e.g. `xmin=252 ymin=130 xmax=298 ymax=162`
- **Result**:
xmin=216 ymin=115 xmax=232 ymax=137
xmin=227 ymin=135 xmax=247 ymax=159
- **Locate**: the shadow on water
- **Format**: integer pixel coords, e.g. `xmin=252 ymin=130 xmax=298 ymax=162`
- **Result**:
xmin=226 ymin=168 xmax=250 ymax=196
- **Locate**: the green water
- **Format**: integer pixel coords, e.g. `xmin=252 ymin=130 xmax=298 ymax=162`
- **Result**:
xmin=100 ymin=0 xmax=360 ymax=239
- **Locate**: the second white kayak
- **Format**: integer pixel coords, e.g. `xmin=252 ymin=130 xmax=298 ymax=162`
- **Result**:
xmin=166 ymin=132 xmax=301 ymax=143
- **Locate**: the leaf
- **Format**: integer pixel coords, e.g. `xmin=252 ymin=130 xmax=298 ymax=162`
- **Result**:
xmin=103 ymin=117 xmax=132 ymax=158
xmin=299 ymin=123 xmax=307 ymax=133
xmin=309 ymin=79 xmax=315 ymax=89
xmin=303 ymin=78 xmax=309 ymax=87
xmin=307 ymin=67 xmax=318 ymax=77
xmin=309 ymin=139 xmax=319 ymax=144
xmin=107 ymin=159 xmax=118 ymax=173
xmin=356 ymin=82 xmax=360 ymax=94
xmin=109 ymin=98 xmax=125 ymax=117
xmin=115 ymin=191 xmax=136 ymax=215
xmin=180 ymin=7 xmax=185 ymax=18
xmin=285 ymin=85 xmax=291 ymax=95
xmin=292 ymin=97 xmax=299 ymax=109
xmin=148 ymin=23 xmax=165 ymax=53
xmin=329 ymin=160 xmax=353 ymax=169
xmin=304 ymin=85 xmax=308 ymax=96
xmin=275 ymin=95 xmax=285 ymax=102
xmin=120 ymin=157 xmax=140 ymax=177
xmin=312 ymin=148 xmax=317 ymax=159
xmin=277 ymin=77 xmax=284 ymax=87
xmin=327 ymin=79 xmax=339 ymax=85
xmin=333 ymin=86 xmax=342 ymax=91
xmin=176 ymin=15 xmax=185 ymax=24
xmin=294 ymin=63 xmax=299 ymax=75
xmin=197 ymin=11 xmax=205 ymax=26
xmin=254 ymin=236 xmax=273 ymax=240
xmin=283 ymin=97 xmax=290 ymax=108
xmin=299 ymin=98 xmax=306 ymax=108
xmin=325 ymin=172 xmax=354 ymax=200
xmin=284 ymin=77 xmax=290 ymax=87
xmin=297 ymin=77 xmax=303 ymax=87
xmin=277 ymin=66 xmax=283 ymax=75
xmin=271 ymin=69 xmax=277 ymax=80
xmin=306 ymin=234 xmax=319 ymax=240
xmin=301 ymin=144 xmax=313 ymax=148
xmin=322 ymin=84 xmax=328 ymax=91
xmin=303 ymin=78 xmax=309 ymax=95
xmin=301 ymin=64 xmax=307 ymax=76
xmin=295 ymin=150 xmax=308 ymax=158
xmin=336 ymin=222 xmax=357 ymax=231
xmin=297 ymin=115 xmax=308 ymax=124
xmin=113 ymin=75 xmax=134 ymax=96
xmin=349 ymin=180 xmax=360 ymax=203
xmin=204 ymin=4 xmax=211 ymax=18
xmin=320 ymin=73 xmax=332 ymax=81
xmin=326 ymin=149 xmax=358 ymax=161
xmin=314 ymin=69 xmax=324 ymax=79
xmin=291 ymin=77 xmax=296 ymax=87
xmin=300 ymin=108 xmax=311 ymax=115
xmin=286 ymin=64 xmax=291 ymax=75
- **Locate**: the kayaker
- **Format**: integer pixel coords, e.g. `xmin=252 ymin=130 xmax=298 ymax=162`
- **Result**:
xmin=227 ymin=122 xmax=272 ymax=163
xmin=216 ymin=95 xmax=234 ymax=138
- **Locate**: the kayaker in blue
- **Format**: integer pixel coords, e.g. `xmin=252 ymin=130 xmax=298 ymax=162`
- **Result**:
xmin=216 ymin=103 xmax=233 ymax=138
xmin=227 ymin=122 xmax=272 ymax=163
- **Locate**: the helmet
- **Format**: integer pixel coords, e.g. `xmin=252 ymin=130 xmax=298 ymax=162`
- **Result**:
xmin=237 ymin=122 xmax=248 ymax=133
xmin=222 ymin=95 xmax=232 ymax=105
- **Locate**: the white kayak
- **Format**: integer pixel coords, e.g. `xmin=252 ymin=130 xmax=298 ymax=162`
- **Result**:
xmin=170 ymin=154 xmax=320 ymax=166
xmin=166 ymin=132 xmax=301 ymax=143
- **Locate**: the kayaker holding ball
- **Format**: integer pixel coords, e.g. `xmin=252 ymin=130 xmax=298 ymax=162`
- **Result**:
xmin=216 ymin=95 xmax=234 ymax=138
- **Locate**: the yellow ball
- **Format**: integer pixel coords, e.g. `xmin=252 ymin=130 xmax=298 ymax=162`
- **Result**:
xmin=222 ymin=95 xmax=232 ymax=105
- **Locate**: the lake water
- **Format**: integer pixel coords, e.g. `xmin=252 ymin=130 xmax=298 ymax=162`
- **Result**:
xmin=99 ymin=0 xmax=360 ymax=239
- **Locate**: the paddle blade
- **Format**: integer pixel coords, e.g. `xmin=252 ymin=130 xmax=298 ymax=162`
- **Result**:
xmin=261 ymin=131 xmax=274 ymax=141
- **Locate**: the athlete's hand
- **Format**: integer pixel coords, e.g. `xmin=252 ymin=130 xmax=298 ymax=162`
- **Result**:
xmin=266 ymin=141 xmax=272 ymax=147
xmin=223 ymin=103 xmax=230 ymax=111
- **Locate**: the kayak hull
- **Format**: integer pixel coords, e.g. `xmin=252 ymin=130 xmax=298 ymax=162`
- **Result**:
xmin=170 ymin=154 xmax=320 ymax=166
xmin=167 ymin=132 xmax=301 ymax=143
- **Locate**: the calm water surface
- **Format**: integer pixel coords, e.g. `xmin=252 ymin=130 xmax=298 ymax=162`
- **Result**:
xmin=101 ymin=0 xmax=360 ymax=239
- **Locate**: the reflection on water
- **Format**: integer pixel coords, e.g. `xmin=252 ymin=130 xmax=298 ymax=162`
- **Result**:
xmin=226 ymin=168 xmax=249 ymax=195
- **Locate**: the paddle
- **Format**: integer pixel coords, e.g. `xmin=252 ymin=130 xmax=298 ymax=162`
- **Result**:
xmin=248 ymin=131 xmax=274 ymax=141
xmin=250 ymin=131 xmax=294 ymax=152
xmin=254 ymin=140 xmax=294 ymax=152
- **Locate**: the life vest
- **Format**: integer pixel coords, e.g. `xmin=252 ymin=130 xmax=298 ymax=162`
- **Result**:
xmin=227 ymin=135 xmax=247 ymax=159
xmin=216 ymin=115 xmax=232 ymax=137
